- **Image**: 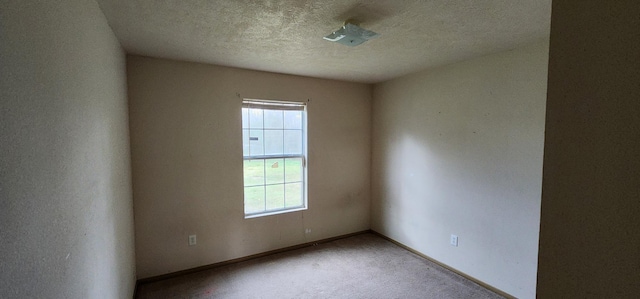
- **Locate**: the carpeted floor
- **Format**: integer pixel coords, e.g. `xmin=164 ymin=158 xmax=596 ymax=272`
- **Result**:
xmin=136 ymin=233 xmax=504 ymax=298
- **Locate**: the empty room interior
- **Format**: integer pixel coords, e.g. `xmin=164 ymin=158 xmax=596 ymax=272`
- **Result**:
xmin=1 ymin=0 xmax=639 ymax=298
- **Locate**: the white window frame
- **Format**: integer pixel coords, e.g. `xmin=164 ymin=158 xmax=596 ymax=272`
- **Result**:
xmin=242 ymin=99 xmax=308 ymax=218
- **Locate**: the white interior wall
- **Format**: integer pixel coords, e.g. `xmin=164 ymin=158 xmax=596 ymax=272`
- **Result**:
xmin=0 ymin=1 xmax=135 ymax=298
xmin=371 ymin=41 xmax=549 ymax=298
xmin=127 ymin=56 xmax=371 ymax=278
xmin=0 ymin=2 xmax=560 ymax=296
xmin=6 ymin=1 xmax=637 ymax=297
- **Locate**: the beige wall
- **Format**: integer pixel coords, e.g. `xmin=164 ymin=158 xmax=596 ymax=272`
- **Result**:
xmin=537 ymin=1 xmax=640 ymax=297
xmin=371 ymin=41 xmax=549 ymax=298
xmin=127 ymin=56 xmax=371 ymax=278
xmin=0 ymin=1 xmax=135 ymax=298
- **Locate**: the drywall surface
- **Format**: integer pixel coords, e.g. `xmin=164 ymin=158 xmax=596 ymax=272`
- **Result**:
xmin=0 ymin=1 xmax=135 ymax=298
xmin=127 ymin=56 xmax=371 ymax=278
xmin=96 ymin=0 xmax=550 ymax=83
xmin=537 ymin=1 xmax=640 ymax=297
xmin=371 ymin=41 xmax=549 ymax=298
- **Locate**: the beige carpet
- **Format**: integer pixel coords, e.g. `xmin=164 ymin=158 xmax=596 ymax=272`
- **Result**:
xmin=136 ymin=233 xmax=504 ymax=299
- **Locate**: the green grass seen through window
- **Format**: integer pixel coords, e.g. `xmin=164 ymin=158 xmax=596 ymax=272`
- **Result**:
xmin=244 ymin=158 xmax=303 ymax=214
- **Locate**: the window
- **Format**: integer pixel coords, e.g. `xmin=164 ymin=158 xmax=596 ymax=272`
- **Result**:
xmin=242 ymin=99 xmax=307 ymax=218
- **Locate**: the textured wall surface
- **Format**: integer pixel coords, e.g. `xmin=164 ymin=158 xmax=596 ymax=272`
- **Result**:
xmin=371 ymin=41 xmax=549 ymax=298
xmin=127 ymin=56 xmax=371 ymax=278
xmin=537 ymin=1 xmax=640 ymax=297
xmin=0 ymin=1 xmax=136 ymax=298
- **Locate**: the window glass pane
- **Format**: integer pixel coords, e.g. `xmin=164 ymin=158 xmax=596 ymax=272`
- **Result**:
xmin=264 ymin=130 xmax=284 ymax=155
xmin=242 ymin=101 xmax=306 ymax=217
xmin=285 ymin=158 xmax=302 ymax=183
xmin=264 ymin=110 xmax=283 ymax=129
xmin=285 ymin=183 xmax=303 ymax=208
xmin=244 ymin=186 xmax=265 ymax=214
xmin=284 ymin=110 xmax=302 ymax=129
xmin=284 ymin=130 xmax=302 ymax=155
xmin=248 ymin=108 xmax=263 ymax=129
xmin=242 ymin=129 xmax=249 ymax=157
xmin=249 ymin=130 xmax=264 ymax=156
xmin=243 ymin=160 xmax=265 ymax=186
xmin=266 ymin=184 xmax=285 ymax=210
xmin=242 ymin=108 xmax=249 ymax=129
xmin=265 ymin=158 xmax=284 ymax=184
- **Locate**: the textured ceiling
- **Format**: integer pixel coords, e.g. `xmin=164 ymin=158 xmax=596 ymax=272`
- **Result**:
xmin=96 ymin=0 xmax=551 ymax=83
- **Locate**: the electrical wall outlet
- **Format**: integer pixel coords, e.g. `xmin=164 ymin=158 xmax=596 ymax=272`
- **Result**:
xmin=305 ymin=228 xmax=311 ymax=234
xmin=450 ymin=234 xmax=458 ymax=247
xmin=188 ymin=235 xmax=197 ymax=246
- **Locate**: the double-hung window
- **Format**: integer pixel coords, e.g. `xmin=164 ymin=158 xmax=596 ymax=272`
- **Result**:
xmin=242 ymin=99 xmax=307 ymax=218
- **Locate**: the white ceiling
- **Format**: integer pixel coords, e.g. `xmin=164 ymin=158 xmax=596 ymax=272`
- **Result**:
xmin=96 ymin=0 xmax=551 ymax=83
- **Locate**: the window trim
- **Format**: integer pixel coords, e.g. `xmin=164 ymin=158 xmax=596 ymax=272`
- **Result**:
xmin=242 ymin=99 xmax=308 ymax=218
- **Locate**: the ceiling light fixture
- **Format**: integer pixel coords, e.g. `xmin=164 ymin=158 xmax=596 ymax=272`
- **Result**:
xmin=323 ymin=20 xmax=379 ymax=47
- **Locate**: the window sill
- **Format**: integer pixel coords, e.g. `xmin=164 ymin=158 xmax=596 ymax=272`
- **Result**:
xmin=244 ymin=206 xmax=308 ymax=219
